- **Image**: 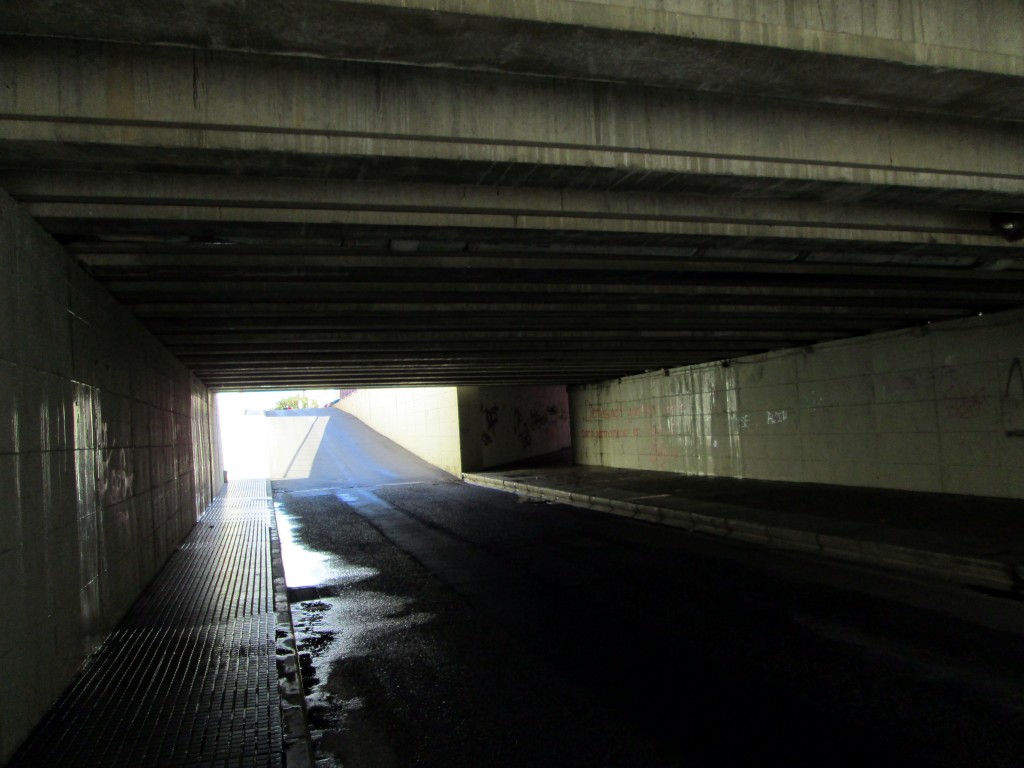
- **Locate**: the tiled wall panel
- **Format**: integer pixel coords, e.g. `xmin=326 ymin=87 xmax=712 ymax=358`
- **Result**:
xmin=571 ymin=308 xmax=1024 ymax=499
xmin=0 ymin=190 xmax=221 ymax=763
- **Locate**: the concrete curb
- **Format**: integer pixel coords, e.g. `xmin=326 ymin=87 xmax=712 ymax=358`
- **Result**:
xmin=463 ymin=474 xmax=1020 ymax=593
xmin=267 ymin=480 xmax=315 ymax=768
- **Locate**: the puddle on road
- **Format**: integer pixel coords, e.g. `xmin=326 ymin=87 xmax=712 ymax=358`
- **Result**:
xmin=291 ymin=590 xmax=435 ymax=765
xmin=275 ymin=501 xmax=378 ymax=588
xmin=275 ymin=494 xmax=438 ymax=766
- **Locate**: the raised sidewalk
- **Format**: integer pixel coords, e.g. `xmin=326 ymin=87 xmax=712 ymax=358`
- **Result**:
xmin=7 ymin=479 xmax=310 ymax=768
xmin=464 ymin=466 xmax=1024 ymax=593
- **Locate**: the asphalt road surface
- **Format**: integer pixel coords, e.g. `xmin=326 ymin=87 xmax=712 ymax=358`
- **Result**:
xmin=267 ymin=408 xmax=1024 ymax=768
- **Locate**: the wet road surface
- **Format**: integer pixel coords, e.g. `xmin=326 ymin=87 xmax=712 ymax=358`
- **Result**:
xmin=268 ymin=409 xmax=1024 ymax=767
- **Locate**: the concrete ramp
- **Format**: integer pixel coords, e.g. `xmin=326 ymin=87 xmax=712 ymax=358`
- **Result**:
xmin=265 ymin=408 xmax=453 ymax=491
xmin=266 ymin=413 xmax=331 ymax=480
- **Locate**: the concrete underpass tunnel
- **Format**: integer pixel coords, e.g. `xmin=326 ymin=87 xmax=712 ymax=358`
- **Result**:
xmin=5 ymin=2 xmax=1024 ymax=761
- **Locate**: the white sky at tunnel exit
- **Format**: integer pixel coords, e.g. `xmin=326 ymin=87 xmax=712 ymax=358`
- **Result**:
xmin=216 ymin=389 xmax=341 ymax=479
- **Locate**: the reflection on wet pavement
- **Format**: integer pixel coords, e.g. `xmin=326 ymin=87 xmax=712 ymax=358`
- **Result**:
xmin=277 ymin=482 xmax=443 ymax=760
xmin=291 ymin=585 xmax=436 ymax=744
xmin=276 ymin=502 xmax=377 ymax=589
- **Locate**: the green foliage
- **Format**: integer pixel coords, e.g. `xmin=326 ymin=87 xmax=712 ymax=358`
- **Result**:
xmin=273 ymin=394 xmax=319 ymax=410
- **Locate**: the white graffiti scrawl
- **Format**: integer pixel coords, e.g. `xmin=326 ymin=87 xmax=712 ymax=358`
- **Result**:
xmin=96 ymin=421 xmax=134 ymax=507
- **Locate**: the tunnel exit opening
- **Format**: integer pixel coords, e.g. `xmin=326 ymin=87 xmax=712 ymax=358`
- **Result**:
xmin=216 ymin=389 xmax=343 ymax=481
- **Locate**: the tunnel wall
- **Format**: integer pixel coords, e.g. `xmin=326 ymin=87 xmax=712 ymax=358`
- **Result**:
xmin=0 ymin=190 xmax=222 ymax=763
xmin=457 ymin=385 xmax=571 ymax=471
xmin=336 ymin=385 xmax=572 ymax=475
xmin=338 ymin=387 xmax=463 ymax=475
xmin=571 ymin=309 xmax=1024 ymax=499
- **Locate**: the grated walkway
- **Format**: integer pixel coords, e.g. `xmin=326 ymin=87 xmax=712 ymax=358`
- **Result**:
xmin=9 ymin=479 xmax=286 ymax=768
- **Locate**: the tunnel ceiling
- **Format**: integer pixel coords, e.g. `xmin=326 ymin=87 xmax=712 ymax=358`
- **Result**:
xmin=2 ymin=2 xmax=1023 ymax=390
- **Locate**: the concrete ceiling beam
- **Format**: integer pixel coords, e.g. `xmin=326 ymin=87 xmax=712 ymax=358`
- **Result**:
xmin=2 ymin=1 xmax=1022 ymax=119
xmin=67 ymin=250 xmax=1024 ymax=280
xmin=10 ymin=171 xmax=1018 ymax=250
xmin=97 ymin=279 xmax=1024 ymax=306
xmin=153 ymin=326 xmax=863 ymax=343
xmin=6 ymin=142 xmax=1024 ymax=212
xmin=29 ymin=206 xmax=998 ymax=251
xmin=126 ymin=301 xmax=967 ymax=320
xmin=143 ymin=317 xmax=912 ymax=334
xmin=175 ymin=347 xmax=776 ymax=361
xmin=202 ymin=376 xmax=626 ymax=389
xmin=162 ymin=335 xmax=844 ymax=350
xmin=2 ymin=41 xmax=1021 ymax=207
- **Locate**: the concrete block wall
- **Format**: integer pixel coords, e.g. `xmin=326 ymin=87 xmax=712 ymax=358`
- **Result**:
xmin=572 ymin=309 xmax=1024 ymax=499
xmin=0 ymin=190 xmax=221 ymax=763
xmin=458 ymin=385 xmax=570 ymax=471
xmin=338 ymin=387 xmax=463 ymax=475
